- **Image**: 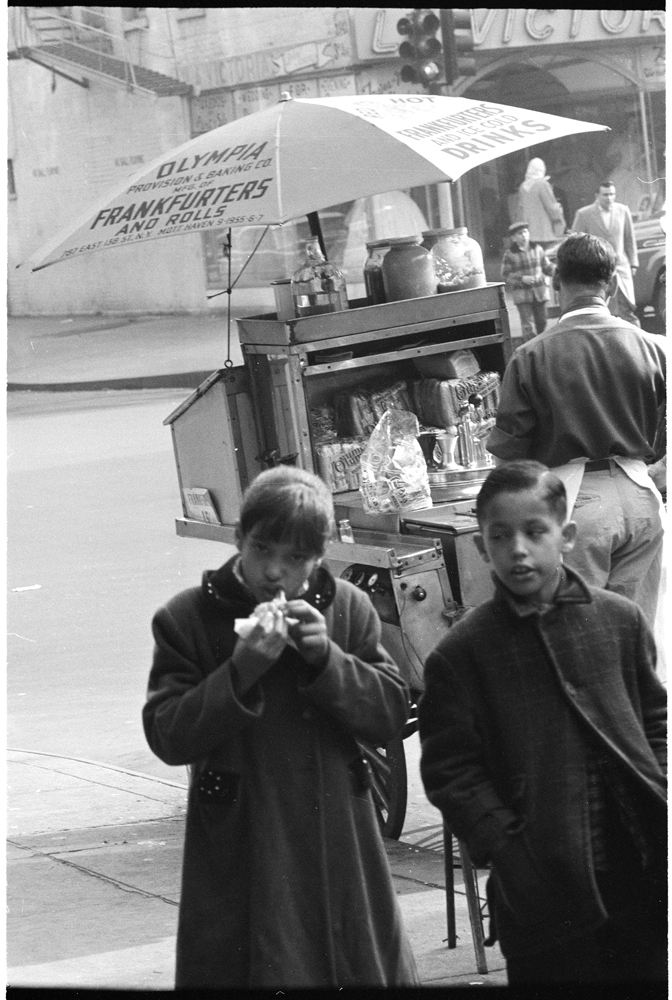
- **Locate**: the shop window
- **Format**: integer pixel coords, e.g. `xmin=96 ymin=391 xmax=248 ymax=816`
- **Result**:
xmin=8 ymin=159 xmax=16 ymax=200
xmin=202 ymin=192 xmax=431 ymax=293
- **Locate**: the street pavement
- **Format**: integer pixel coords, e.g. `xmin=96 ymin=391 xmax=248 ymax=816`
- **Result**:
xmin=7 ymin=305 xmax=509 ymax=988
xmin=7 ymin=752 xmax=506 ymax=989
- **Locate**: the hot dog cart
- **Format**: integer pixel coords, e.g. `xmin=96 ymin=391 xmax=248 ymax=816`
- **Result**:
xmin=164 ymin=283 xmax=512 ymax=836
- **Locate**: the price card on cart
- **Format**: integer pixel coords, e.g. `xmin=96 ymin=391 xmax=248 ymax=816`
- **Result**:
xmin=183 ymin=488 xmax=222 ymax=525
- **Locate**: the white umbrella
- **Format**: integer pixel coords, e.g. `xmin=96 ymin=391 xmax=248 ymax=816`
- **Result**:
xmin=23 ymin=93 xmax=608 ymax=272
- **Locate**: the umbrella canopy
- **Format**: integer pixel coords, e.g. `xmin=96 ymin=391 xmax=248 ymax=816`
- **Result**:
xmin=23 ymin=93 xmax=608 ymax=272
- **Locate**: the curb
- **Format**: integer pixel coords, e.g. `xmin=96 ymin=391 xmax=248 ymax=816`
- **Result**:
xmin=7 ymin=372 xmax=212 ymax=393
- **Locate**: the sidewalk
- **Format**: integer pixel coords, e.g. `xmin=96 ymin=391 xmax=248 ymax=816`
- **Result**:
xmin=7 ymin=751 xmax=507 ymax=989
xmin=7 ymin=299 xmax=524 ymax=392
xmin=7 ymin=312 xmax=241 ymax=391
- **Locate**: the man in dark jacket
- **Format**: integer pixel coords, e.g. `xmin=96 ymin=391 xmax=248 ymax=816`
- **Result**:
xmin=487 ymin=233 xmax=666 ymax=651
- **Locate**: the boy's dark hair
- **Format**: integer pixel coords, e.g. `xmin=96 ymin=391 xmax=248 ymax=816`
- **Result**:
xmin=239 ymin=466 xmax=335 ymax=555
xmin=555 ymin=233 xmax=616 ymax=287
xmin=476 ymin=460 xmax=567 ymax=526
xmin=597 ymin=180 xmax=616 ymax=190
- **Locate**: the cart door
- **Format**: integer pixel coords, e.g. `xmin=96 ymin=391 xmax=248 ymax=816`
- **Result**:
xmin=164 ymin=367 xmax=264 ymax=538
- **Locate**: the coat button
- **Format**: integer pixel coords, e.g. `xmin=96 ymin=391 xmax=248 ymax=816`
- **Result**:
xmin=302 ymin=710 xmax=312 ymax=721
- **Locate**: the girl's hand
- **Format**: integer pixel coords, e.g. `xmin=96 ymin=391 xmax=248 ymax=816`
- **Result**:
xmin=231 ymin=606 xmax=288 ymax=692
xmin=285 ymin=600 xmax=329 ymax=668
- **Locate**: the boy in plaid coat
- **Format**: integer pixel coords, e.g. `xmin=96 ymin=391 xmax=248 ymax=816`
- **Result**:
xmin=501 ymin=222 xmax=555 ymax=342
xmin=419 ymin=461 xmax=666 ymax=985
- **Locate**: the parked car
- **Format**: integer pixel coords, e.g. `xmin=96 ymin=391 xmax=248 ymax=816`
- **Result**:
xmin=633 ymin=206 xmax=666 ymax=325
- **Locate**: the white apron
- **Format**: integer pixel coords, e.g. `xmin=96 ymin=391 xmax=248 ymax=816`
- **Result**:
xmin=553 ymin=458 xmax=667 ymax=680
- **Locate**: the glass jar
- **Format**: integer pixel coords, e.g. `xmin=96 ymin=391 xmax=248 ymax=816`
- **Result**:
xmin=429 ymin=227 xmax=486 ymax=293
xmin=291 ymin=236 xmax=348 ymax=317
xmin=420 ymin=227 xmax=454 ymax=251
xmin=363 ymin=239 xmax=391 ymax=305
xmin=381 ymin=236 xmax=436 ymax=302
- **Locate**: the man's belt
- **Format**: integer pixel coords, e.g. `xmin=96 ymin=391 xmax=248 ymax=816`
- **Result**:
xmin=584 ymin=458 xmax=614 ymax=472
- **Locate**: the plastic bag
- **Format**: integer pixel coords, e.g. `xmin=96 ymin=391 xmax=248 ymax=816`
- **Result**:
xmin=359 ymin=409 xmax=432 ymax=514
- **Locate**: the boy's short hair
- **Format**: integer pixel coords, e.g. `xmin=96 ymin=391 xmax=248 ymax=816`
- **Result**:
xmin=555 ymin=233 xmax=616 ymax=287
xmin=476 ymin=460 xmax=568 ymax=526
xmin=239 ymin=466 xmax=335 ymax=555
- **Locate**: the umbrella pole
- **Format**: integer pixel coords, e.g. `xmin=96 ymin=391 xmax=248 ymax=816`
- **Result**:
xmin=224 ymin=228 xmax=233 ymax=369
xmin=307 ymin=211 xmax=327 ymax=258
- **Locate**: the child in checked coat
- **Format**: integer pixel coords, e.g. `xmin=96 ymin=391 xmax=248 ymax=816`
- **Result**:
xmin=143 ymin=466 xmax=418 ymax=990
xmin=501 ymin=222 xmax=555 ymax=342
xmin=419 ymin=461 xmax=667 ymax=985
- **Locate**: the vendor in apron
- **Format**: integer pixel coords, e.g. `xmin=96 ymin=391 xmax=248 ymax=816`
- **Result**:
xmin=487 ymin=232 xmax=666 ymax=671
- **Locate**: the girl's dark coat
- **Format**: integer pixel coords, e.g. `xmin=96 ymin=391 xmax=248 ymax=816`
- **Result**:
xmin=143 ymin=557 xmax=418 ymax=989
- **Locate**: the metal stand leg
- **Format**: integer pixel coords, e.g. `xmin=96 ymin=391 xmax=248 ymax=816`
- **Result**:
xmin=458 ymin=840 xmax=488 ymax=974
xmin=442 ymin=821 xmax=457 ymax=948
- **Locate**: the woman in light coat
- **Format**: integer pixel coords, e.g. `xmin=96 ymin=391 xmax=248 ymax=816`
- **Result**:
xmin=517 ymin=158 xmax=566 ymax=247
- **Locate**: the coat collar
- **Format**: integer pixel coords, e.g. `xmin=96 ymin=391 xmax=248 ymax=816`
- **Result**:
xmin=559 ymin=294 xmax=609 ymax=317
xmin=544 ymin=308 xmax=624 ymax=338
xmin=494 ymin=565 xmax=592 ymax=618
xmin=203 ymin=554 xmax=336 ymax=615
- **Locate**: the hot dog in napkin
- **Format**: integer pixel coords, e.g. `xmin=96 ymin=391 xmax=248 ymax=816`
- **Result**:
xmin=234 ymin=590 xmax=299 ymax=639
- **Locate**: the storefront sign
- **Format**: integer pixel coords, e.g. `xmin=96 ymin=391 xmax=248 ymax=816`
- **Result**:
xmin=471 ymin=9 xmax=665 ymax=50
xmin=636 ymin=44 xmax=666 ymax=88
xmin=351 ymin=9 xmax=405 ymax=61
xmin=352 ymin=9 xmax=665 ymax=61
xmin=179 ymin=35 xmax=352 ymax=92
xmin=191 ymin=91 xmax=236 ymax=135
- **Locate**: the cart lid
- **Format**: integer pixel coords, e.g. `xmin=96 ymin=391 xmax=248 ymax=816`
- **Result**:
xmin=400 ymin=503 xmax=479 ymax=534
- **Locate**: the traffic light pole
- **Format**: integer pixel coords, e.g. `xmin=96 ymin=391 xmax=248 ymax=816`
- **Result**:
xmin=439 ymin=8 xmax=456 ymax=91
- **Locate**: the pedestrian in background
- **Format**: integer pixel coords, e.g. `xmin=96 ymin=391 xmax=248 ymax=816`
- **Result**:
xmin=572 ymin=180 xmax=640 ymax=326
xmin=488 ymin=234 xmax=666 ymax=647
xmin=517 ymin=157 xmax=566 ymax=248
xmin=143 ymin=465 xmax=418 ymax=990
xmin=419 ymin=460 xmax=667 ymax=985
xmin=501 ymin=222 xmax=555 ymax=342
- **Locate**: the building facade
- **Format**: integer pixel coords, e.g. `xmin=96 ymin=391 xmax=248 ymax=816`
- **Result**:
xmin=7 ymin=7 xmax=665 ymax=314
xmin=449 ymin=9 xmax=666 ymax=275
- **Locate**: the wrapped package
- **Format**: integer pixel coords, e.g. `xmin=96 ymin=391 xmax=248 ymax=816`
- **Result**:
xmin=409 ymin=372 xmax=500 ymax=427
xmin=310 ymin=405 xmax=338 ymax=444
xmin=448 ymin=370 xmax=500 ymax=419
xmin=413 ymin=348 xmax=480 ymax=380
xmin=334 ymin=387 xmax=377 ymax=438
xmin=334 ymin=379 xmax=412 ymax=438
xmin=360 ymin=409 xmax=432 ymax=514
xmin=316 ymin=439 xmax=366 ymax=493
xmin=369 ymin=380 xmax=413 ymax=422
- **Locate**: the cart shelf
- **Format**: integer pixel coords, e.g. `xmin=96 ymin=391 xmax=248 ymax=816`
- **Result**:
xmin=302 ymin=332 xmax=506 ymax=376
xmin=237 ymin=284 xmax=508 ymax=348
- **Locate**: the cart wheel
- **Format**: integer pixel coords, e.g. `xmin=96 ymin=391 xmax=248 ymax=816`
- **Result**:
xmin=361 ymin=735 xmax=408 ymax=840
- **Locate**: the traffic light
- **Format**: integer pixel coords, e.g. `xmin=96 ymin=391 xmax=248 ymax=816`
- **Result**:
xmin=442 ymin=9 xmax=477 ymax=86
xmin=397 ymin=9 xmax=443 ymax=90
